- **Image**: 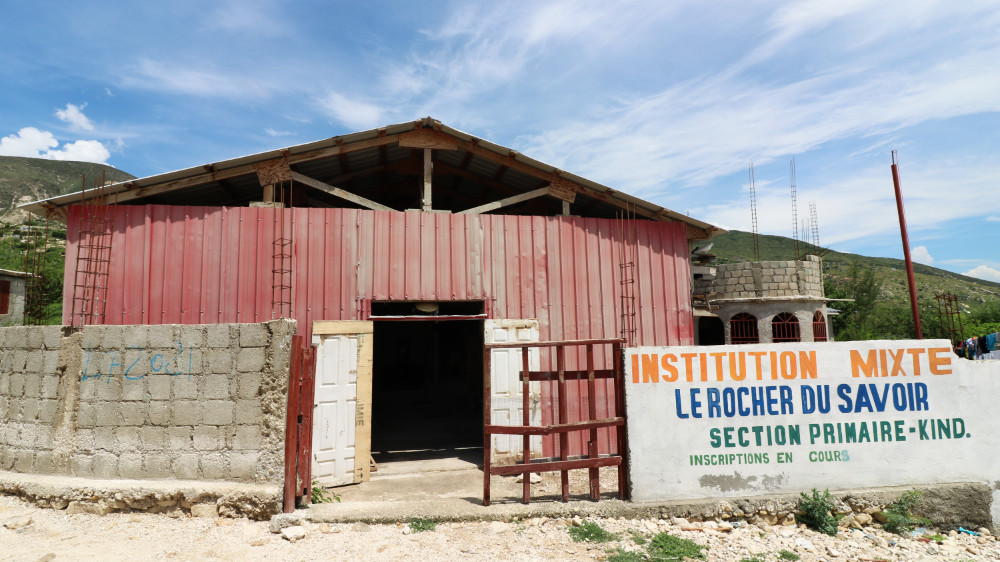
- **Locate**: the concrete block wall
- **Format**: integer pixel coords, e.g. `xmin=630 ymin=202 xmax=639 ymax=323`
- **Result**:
xmin=0 ymin=320 xmax=294 ymax=485
xmin=712 ymin=256 xmax=824 ymax=299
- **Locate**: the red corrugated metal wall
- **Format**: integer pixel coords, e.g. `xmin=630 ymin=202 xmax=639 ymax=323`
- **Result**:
xmin=65 ymin=205 xmax=693 ymax=456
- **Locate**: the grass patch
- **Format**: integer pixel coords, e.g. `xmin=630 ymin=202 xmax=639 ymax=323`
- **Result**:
xmin=646 ymin=532 xmax=707 ymax=561
xmin=739 ymin=557 xmax=765 ymax=562
xmin=606 ymin=548 xmax=646 ymax=562
xmin=568 ymin=520 xmax=620 ymax=543
xmin=627 ymin=530 xmax=648 ymax=545
xmin=796 ymin=488 xmax=840 ymax=536
xmin=777 ymin=549 xmax=800 ymax=561
xmin=408 ymin=517 xmax=437 ymax=533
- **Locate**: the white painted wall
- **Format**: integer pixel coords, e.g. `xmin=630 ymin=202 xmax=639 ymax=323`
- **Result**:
xmin=624 ymin=340 xmax=1000 ymax=503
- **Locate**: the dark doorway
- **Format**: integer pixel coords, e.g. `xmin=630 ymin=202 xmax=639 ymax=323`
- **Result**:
xmin=371 ymin=318 xmax=484 ymax=464
xmin=697 ymin=316 xmax=725 ymax=345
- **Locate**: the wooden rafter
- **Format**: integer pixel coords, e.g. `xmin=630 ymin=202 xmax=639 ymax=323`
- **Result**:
xmin=457 ymin=187 xmax=551 ymax=215
xmin=290 ymin=172 xmax=394 ymax=212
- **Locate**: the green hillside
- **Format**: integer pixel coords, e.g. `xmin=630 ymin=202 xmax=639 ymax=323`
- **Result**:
xmin=0 ymin=155 xmax=134 ymax=217
xmin=708 ymin=230 xmax=1000 ymax=341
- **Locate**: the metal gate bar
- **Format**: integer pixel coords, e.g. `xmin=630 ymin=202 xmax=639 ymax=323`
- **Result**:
xmin=283 ymin=335 xmax=317 ymax=513
xmin=483 ymin=338 xmax=627 ymax=506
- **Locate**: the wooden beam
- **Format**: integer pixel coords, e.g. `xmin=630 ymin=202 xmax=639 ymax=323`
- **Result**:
xmin=421 ymin=148 xmax=433 ymax=211
xmin=549 ymin=176 xmax=577 ymax=203
xmin=399 ymin=129 xmax=458 ymax=150
xmin=562 ymin=200 xmax=571 ymax=216
xmin=457 ymin=187 xmax=550 ymax=215
xmin=290 ymin=172 xmax=395 ymax=212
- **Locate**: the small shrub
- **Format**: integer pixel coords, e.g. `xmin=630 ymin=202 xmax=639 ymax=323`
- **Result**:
xmin=627 ymin=529 xmax=648 ymax=545
xmin=646 ymin=532 xmax=707 ymax=561
xmin=927 ymin=533 xmax=946 ymax=543
xmin=310 ymin=480 xmax=339 ymax=503
xmin=606 ymin=548 xmax=646 ymax=562
xmin=883 ymin=490 xmax=931 ymax=535
xmin=739 ymin=557 xmax=765 ymax=562
xmin=568 ymin=520 xmax=620 ymax=543
xmin=777 ymin=549 xmax=800 ymax=561
xmin=409 ymin=517 xmax=437 ymax=532
xmin=796 ymin=488 xmax=840 ymax=535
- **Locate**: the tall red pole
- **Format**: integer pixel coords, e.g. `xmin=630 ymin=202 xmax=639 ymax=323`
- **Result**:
xmin=890 ymin=150 xmax=923 ymax=339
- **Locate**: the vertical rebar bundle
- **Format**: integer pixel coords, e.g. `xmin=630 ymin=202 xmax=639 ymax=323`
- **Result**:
xmin=21 ymin=214 xmax=50 ymax=325
xmin=809 ymin=201 xmax=820 ymax=253
xmin=616 ymin=204 xmax=638 ymax=346
xmin=271 ymin=180 xmax=294 ymax=318
xmin=935 ymin=293 xmax=964 ymax=344
xmin=70 ymin=172 xmax=118 ymax=328
xmin=790 ymin=158 xmax=800 ymax=260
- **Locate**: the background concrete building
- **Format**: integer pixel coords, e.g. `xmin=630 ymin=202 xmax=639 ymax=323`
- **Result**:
xmin=0 ymin=268 xmax=30 ymax=325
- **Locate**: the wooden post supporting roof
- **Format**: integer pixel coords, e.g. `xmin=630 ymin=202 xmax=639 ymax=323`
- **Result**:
xmin=422 ymin=148 xmax=433 ymax=211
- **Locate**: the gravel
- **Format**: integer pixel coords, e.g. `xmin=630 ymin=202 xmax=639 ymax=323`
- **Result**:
xmin=1 ymin=493 xmax=997 ymax=561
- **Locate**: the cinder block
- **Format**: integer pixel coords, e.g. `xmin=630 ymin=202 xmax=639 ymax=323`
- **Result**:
xmin=102 ymin=325 xmax=124 ymax=349
xmin=234 ymin=400 xmax=262 ymax=425
xmin=233 ymin=426 xmax=262 ymax=450
xmin=35 ymin=426 xmax=55 ymax=449
xmin=97 ymin=378 xmax=123 ymax=401
xmin=26 ymin=326 xmax=44 ymax=348
xmin=116 ymin=427 xmax=141 ymax=451
xmin=229 ymin=452 xmax=259 ymax=480
xmin=199 ymin=453 xmax=228 ymax=480
xmin=144 ymin=453 xmax=173 ymax=478
xmin=207 ymin=350 xmax=233 ymax=374
xmin=37 ymin=400 xmax=58 ymax=424
xmin=81 ymin=326 xmax=104 ymax=349
xmin=184 ymin=348 xmax=203 ymax=375
xmin=42 ymin=326 xmax=62 ymax=350
xmin=139 ymin=426 xmax=166 ymax=450
xmin=123 ymin=326 xmax=147 ymax=348
xmin=235 ymin=348 xmax=266 ymax=373
xmin=71 ymin=454 xmax=94 ymax=476
xmin=172 ymin=376 xmax=199 ymax=399
xmin=5 ymin=328 xmax=27 ymax=348
xmin=92 ymin=453 xmax=118 ymax=478
xmin=172 ymin=401 xmax=201 ymax=426
xmin=201 ymin=401 xmax=234 ymax=426
xmin=239 ymin=324 xmax=269 ymax=347
xmin=75 ymin=428 xmax=96 ymax=450
xmin=40 ymin=375 xmax=59 ymax=399
xmin=202 ymin=374 xmax=230 ymax=400
xmin=79 ymin=378 xmax=98 ymax=400
xmin=167 ymin=426 xmax=193 ymax=450
xmin=20 ymin=398 xmax=39 ymax=421
xmin=173 ymin=453 xmax=201 ymax=479
xmin=0 ymin=396 xmax=8 ymax=419
xmin=206 ymin=324 xmax=231 ymax=348
xmin=25 ymin=350 xmax=45 ymax=374
xmin=0 ymin=372 xmax=8 ymax=394
xmin=148 ymin=325 xmax=176 ymax=348
xmin=180 ymin=325 xmax=205 ymax=349
xmin=94 ymin=426 xmax=116 ymax=449
xmin=22 ymin=374 xmax=40 ymax=398
xmin=238 ymin=373 xmax=262 ymax=399
xmin=121 ymin=378 xmax=147 ymax=401
xmin=12 ymin=350 xmax=27 ymax=372
xmin=0 ymin=449 xmax=14 ymax=470
xmin=148 ymin=375 xmax=171 ymax=400
xmin=94 ymin=402 xmax=122 ymax=427
xmin=118 ymin=453 xmax=143 ymax=479
xmin=193 ymin=426 xmax=221 ymax=451
xmin=121 ymin=402 xmax=147 ymax=426
xmin=15 ymin=450 xmax=34 ymax=472
xmin=148 ymin=401 xmax=171 ymax=426
xmin=33 ymin=451 xmax=53 ymax=474
xmin=77 ymin=402 xmax=97 ymax=428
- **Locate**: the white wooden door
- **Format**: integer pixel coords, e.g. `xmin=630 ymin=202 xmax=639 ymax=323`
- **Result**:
xmin=311 ymin=321 xmax=373 ymax=486
xmin=484 ymin=319 xmax=542 ymax=463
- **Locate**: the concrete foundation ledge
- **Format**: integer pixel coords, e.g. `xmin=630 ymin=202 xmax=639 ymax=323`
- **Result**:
xmin=291 ymin=482 xmax=993 ymax=532
xmin=0 ymin=470 xmax=281 ymax=520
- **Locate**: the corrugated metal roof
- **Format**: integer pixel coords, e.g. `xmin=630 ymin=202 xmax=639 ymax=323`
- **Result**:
xmin=25 ymin=117 xmax=724 ymax=236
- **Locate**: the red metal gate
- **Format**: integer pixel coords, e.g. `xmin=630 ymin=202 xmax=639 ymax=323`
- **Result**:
xmin=482 ymin=338 xmax=628 ymax=505
xmin=283 ymin=335 xmax=317 ymax=512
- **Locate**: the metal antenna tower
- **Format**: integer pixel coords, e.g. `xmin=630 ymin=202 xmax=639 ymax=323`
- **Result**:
xmin=790 ymin=157 xmax=800 ymax=260
xmin=749 ymin=162 xmax=760 ymax=261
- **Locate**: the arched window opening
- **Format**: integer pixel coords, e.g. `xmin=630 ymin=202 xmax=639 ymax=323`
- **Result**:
xmin=729 ymin=313 xmax=759 ymax=344
xmin=772 ymin=312 xmax=801 ymax=343
xmin=813 ymin=311 xmax=828 ymax=342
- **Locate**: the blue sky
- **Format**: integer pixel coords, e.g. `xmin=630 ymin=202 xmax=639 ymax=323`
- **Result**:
xmin=1 ymin=1 xmax=998 ymax=281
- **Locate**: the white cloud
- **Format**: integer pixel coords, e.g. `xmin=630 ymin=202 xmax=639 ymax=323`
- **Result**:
xmin=911 ymin=245 xmax=934 ymax=266
xmin=265 ymin=128 xmax=294 ymax=137
xmin=964 ymin=265 xmax=1000 ymax=283
xmin=55 ymin=103 xmax=95 ymax=131
xmin=988 ymin=215 xmax=1000 ymax=222
xmin=121 ymin=59 xmax=269 ymax=98
xmin=0 ymin=127 xmax=110 ymax=164
xmin=317 ymin=92 xmax=384 ymax=130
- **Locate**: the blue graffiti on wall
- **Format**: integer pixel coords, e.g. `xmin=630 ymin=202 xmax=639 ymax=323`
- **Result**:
xmin=82 ymin=342 xmax=193 ymax=382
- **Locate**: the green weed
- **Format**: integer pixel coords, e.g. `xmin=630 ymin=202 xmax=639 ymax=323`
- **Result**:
xmin=777 ymin=549 xmax=800 ymax=561
xmin=408 ymin=517 xmax=437 ymax=532
xmin=645 ymin=532 xmax=707 ymax=561
xmin=796 ymin=488 xmax=840 ymax=535
xmin=568 ymin=520 xmax=620 ymax=543
xmin=883 ymin=490 xmax=932 ymax=535
xmin=310 ymin=480 xmax=340 ymax=503
xmin=605 ymin=548 xmax=646 ymax=562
